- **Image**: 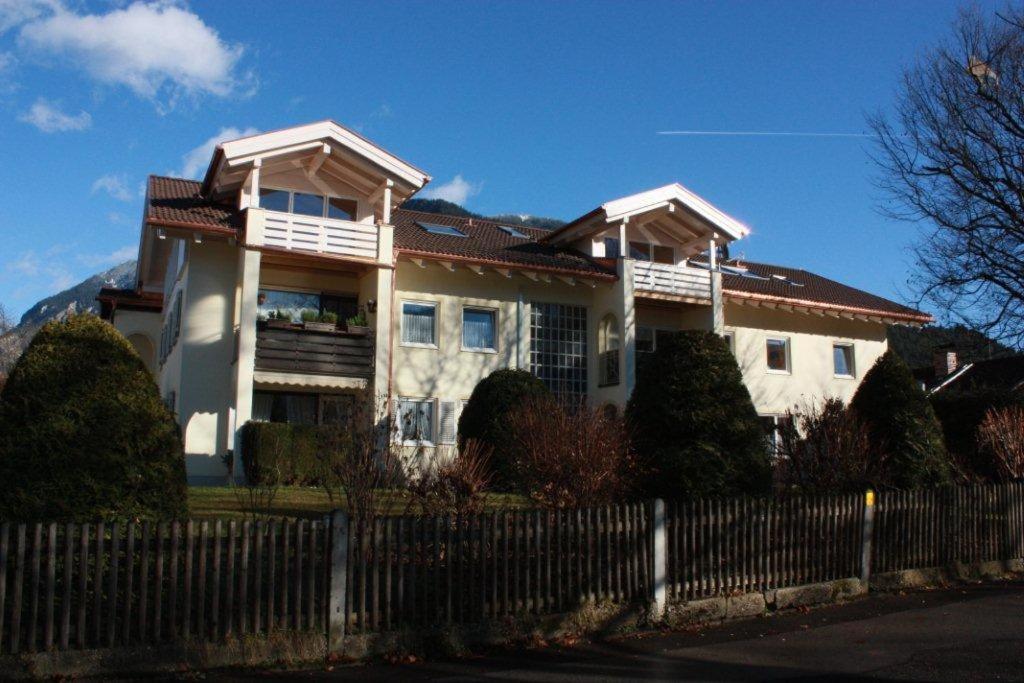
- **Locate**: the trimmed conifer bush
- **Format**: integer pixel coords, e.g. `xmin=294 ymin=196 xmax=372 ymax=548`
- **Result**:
xmin=626 ymin=330 xmax=771 ymax=498
xmin=458 ymin=368 xmax=551 ymax=490
xmin=850 ymin=350 xmax=951 ymax=488
xmin=0 ymin=314 xmax=187 ymax=521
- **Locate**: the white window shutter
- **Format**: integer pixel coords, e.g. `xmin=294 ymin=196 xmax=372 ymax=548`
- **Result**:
xmin=439 ymin=400 xmax=457 ymax=445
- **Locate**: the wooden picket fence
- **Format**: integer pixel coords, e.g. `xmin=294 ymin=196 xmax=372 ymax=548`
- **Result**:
xmin=2 ymin=482 xmax=1024 ymax=657
xmin=666 ymin=493 xmax=864 ymax=601
xmin=872 ymin=482 xmax=1024 ymax=573
xmin=343 ymin=503 xmax=651 ymax=633
xmin=0 ymin=518 xmax=330 ymax=655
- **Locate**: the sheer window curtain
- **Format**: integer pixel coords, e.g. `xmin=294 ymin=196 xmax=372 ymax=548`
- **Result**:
xmin=463 ymin=309 xmax=495 ymax=349
xmin=252 ymin=393 xmax=274 ymax=422
xmin=402 ymin=303 xmax=436 ymax=344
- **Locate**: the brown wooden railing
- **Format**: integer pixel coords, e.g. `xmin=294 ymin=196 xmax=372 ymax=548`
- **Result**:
xmin=254 ymin=323 xmax=373 ymax=378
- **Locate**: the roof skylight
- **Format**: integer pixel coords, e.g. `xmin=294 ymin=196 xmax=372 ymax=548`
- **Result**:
xmin=417 ymin=221 xmax=467 ymax=238
xmin=498 ymin=225 xmax=528 ymax=239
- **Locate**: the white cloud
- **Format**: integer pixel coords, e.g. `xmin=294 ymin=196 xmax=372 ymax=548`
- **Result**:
xmin=419 ymin=174 xmax=482 ymax=205
xmin=176 ymin=125 xmax=258 ymax=178
xmin=91 ymin=174 xmax=134 ymax=202
xmin=19 ymin=98 xmax=90 ymax=132
xmin=77 ymin=245 xmax=136 ymax=268
xmin=17 ymin=1 xmax=251 ymax=107
xmin=0 ymin=0 xmax=49 ymax=33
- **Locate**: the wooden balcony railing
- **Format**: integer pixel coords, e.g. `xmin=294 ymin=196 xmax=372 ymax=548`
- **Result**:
xmin=255 ymin=323 xmax=374 ymax=377
xmin=262 ymin=210 xmax=378 ymax=260
xmin=633 ymin=261 xmax=711 ymax=301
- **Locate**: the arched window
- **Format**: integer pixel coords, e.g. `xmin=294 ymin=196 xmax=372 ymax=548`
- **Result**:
xmin=599 ymin=313 xmax=620 ymax=387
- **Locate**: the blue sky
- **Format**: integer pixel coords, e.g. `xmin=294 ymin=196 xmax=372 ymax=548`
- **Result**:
xmin=0 ymin=0 xmax=1000 ymax=320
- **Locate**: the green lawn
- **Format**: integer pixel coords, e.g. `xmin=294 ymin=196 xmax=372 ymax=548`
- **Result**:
xmin=187 ymin=486 xmax=530 ymax=520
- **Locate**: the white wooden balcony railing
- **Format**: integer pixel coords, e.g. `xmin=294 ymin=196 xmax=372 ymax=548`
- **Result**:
xmin=633 ymin=261 xmax=711 ymax=301
xmin=262 ymin=210 xmax=378 ymax=260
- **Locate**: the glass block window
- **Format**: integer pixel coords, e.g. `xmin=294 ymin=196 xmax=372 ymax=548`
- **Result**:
xmin=530 ymin=302 xmax=587 ymax=405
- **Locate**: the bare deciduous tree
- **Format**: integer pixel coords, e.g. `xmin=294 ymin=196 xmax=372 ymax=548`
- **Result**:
xmin=870 ymin=5 xmax=1024 ymax=347
xmin=404 ymin=440 xmax=494 ymax=516
xmin=509 ymin=397 xmax=638 ymax=508
xmin=977 ymin=405 xmax=1024 ymax=480
xmin=776 ymin=399 xmax=880 ymax=493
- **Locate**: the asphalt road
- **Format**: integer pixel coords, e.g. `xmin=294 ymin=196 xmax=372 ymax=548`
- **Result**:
xmin=212 ymin=581 xmax=1024 ymax=682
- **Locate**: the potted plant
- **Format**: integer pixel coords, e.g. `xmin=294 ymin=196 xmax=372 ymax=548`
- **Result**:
xmin=345 ymin=311 xmax=370 ymax=336
xmin=266 ymin=309 xmax=292 ymax=329
xmin=301 ymin=309 xmax=336 ymax=332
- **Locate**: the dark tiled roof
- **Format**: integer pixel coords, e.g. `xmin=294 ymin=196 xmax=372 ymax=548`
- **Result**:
xmin=146 ymin=176 xmax=241 ymax=231
xmin=938 ymin=355 xmax=1024 ymax=393
xmin=720 ymin=259 xmax=931 ymax=323
xmin=391 ymin=209 xmax=614 ymax=278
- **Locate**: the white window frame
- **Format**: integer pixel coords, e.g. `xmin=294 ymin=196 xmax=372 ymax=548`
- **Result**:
xmin=460 ymin=305 xmax=498 ymax=353
xmin=723 ymin=329 xmax=736 ymax=354
xmin=396 ymin=397 xmax=436 ymax=446
xmin=765 ymin=336 xmax=791 ymax=375
xmin=832 ymin=341 xmax=856 ymax=379
xmin=400 ymin=300 xmax=438 ymax=349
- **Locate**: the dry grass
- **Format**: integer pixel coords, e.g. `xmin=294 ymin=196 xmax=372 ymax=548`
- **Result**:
xmin=188 ymin=486 xmax=529 ymax=520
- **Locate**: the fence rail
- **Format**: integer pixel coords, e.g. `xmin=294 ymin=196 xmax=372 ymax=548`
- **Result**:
xmin=1 ymin=482 xmax=1022 ymax=657
xmin=0 ymin=518 xmax=329 ymax=655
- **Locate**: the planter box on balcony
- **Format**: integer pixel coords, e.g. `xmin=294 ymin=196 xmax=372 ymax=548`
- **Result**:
xmin=303 ymin=321 xmax=337 ymax=332
xmin=345 ymin=325 xmax=371 ymax=336
xmin=266 ymin=319 xmax=293 ymax=330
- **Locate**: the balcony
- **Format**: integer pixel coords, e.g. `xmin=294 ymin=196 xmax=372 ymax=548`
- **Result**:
xmin=255 ymin=322 xmax=374 ymax=378
xmin=633 ymin=261 xmax=711 ymax=302
xmin=261 ymin=210 xmax=379 ymax=260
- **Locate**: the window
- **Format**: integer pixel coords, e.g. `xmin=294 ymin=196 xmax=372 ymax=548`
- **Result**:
xmin=599 ymin=314 xmax=620 ymax=386
xmin=259 ymin=188 xmax=290 ymax=212
xmin=417 ymin=221 xmax=467 ymax=237
xmin=159 ymin=291 xmax=183 ymax=365
xmin=766 ymin=337 xmax=790 ymax=373
xmin=438 ymin=400 xmax=458 ymax=445
xmin=257 ymin=289 xmax=357 ymax=324
xmin=723 ymin=331 xmax=735 ymax=354
xmin=603 ymin=237 xmax=621 ymax=258
xmin=462 ymin=307 xmax=496 ymax=351
xmin=760 ymin=415 xmax=795 ymax=457
xmin=327 ymin=197 xmax=358 ymax=221
xmin=629 ymin=241 xmax=651 ymax=261
xmin=655 ymin=329 xmax=677 ymax=349
xmin=401 ymin=301 xmax=437 ymax=346
xmin=398 ymin=398 xmax=434 ymax=444
xmin=258 ymin=187 xmax=359 ymax=221
xmin=636 ymin=326 xmax=655 ymax=353
xmin=252 ymin=391 xmax=318 ymax=425
xmin=530 ymin=302 xmax=587 ymax=405
xmin=652 ymin=245 xmax=675 ymax=265
xmin=499 ymin=225 xmax=528 ymax=239
xmin=833 ymin=343 xmax=855 ymax=377
xmin=253 ymin=392 xmax=355 ymax=426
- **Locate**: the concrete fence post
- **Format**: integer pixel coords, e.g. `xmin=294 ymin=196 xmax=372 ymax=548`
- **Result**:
xmin=328 ymin=510 xmax=349 ymax=653
xmin=652 ymin=499 xmax=667 ymax=618
xmin=861 ymin=490 xmax=875 ymax=586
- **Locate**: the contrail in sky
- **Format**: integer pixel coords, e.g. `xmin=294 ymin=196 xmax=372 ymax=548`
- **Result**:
xmin=657 ymin=130 xmax=878 ymax=138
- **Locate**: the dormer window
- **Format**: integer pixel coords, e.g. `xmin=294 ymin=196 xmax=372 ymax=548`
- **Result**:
xmin=258 ymin=187 xmax=358 ymax=221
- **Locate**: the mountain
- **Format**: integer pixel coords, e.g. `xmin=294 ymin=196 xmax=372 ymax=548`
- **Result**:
xmin=16 ymin=261 xmax=137 ymax=329
xmin=0 ymin=261 xmax=136 ymax=375
xmin=400 ymin=198 xmax=566 ymax=231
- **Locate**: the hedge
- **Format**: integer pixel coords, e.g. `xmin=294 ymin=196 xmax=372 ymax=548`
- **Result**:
xmin=240 ymin=421 xmax=350 ymax=486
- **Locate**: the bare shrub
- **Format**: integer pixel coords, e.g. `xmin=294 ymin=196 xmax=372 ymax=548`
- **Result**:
xmin=508 ymin=397 xmax=637 ymax=508
xmin=405 ymin=439 xmax=493 ymax=516
xmin=231 ymin=464 xmax=282 ymax=522
xmin=318 ymin=391 xmax=406 ymax=519
xmin=776 ymin=398 xmax=880 ymax=494
xmin=977 ymin=405 xmax=1024 ymax=481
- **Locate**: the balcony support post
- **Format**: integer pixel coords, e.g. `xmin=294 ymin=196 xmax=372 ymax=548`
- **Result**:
xmin=709 ymin=238 xmax=724 ymax=335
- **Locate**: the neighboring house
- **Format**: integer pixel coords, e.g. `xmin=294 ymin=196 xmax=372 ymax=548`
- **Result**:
xmin=99 ymin=120 xmax=932 ymax=484
xmin=928 ymin=352 xmax=1024 ymax=395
